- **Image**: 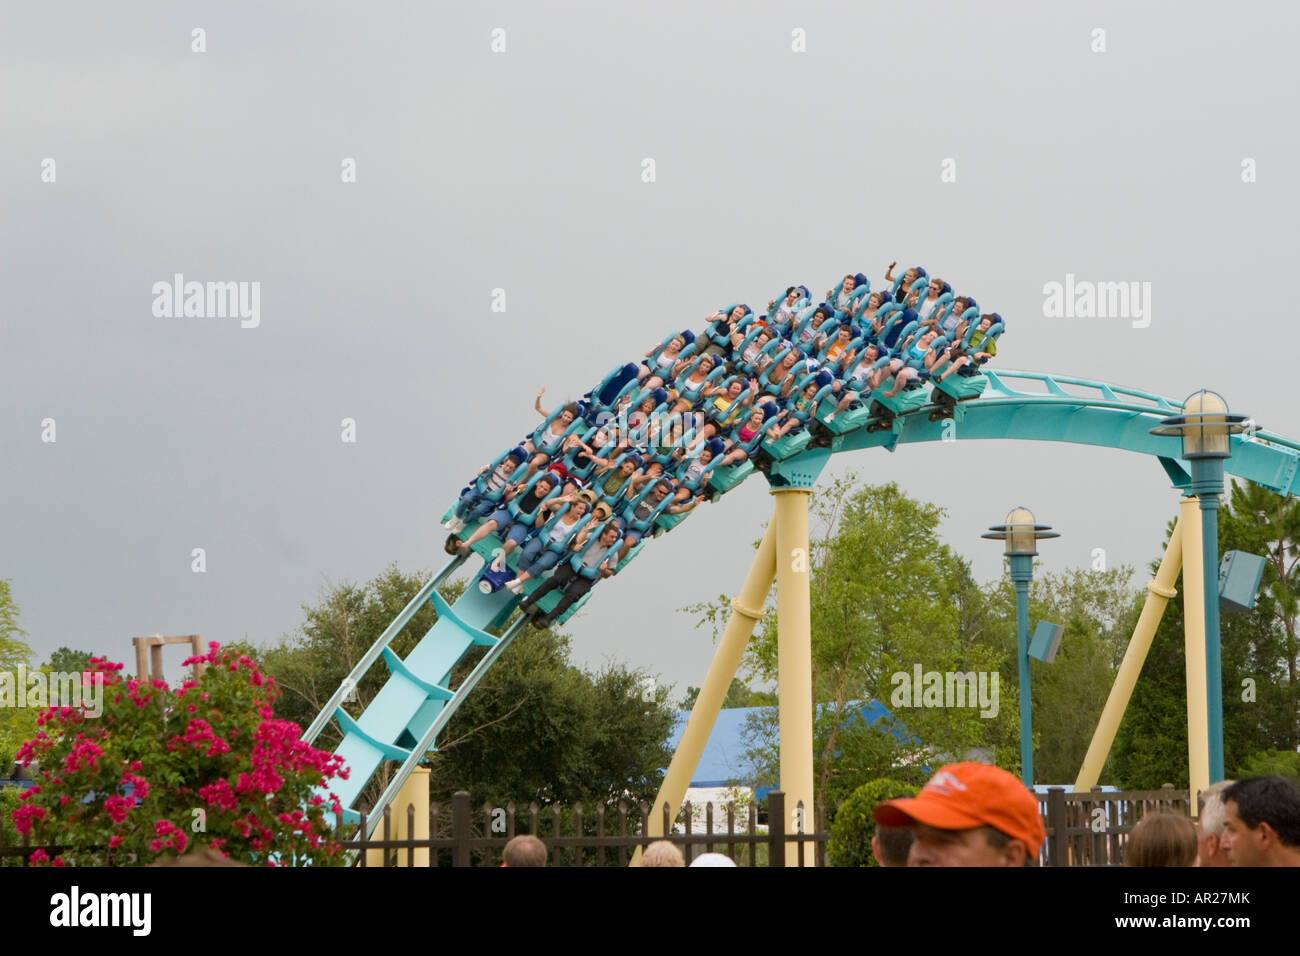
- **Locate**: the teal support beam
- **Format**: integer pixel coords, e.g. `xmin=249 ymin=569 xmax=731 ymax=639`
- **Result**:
xmin=1008 ymin=553 xmax=1035 ymax=786
xmin=1190 ymin=459 xmax=1227 ymax=782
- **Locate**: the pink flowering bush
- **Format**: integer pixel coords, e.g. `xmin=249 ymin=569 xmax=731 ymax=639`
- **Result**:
xmin=10 ymin=644 xmax=348 ymax=866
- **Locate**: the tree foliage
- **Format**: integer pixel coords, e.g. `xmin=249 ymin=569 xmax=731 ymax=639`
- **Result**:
xmin=681 ymin=477 xmax=1146 ymax=812
xmin=1112 ymin=482 xmax=1300 ymax=787
xmin=0 ymin=581 xmax=34 ymax=770
xmin=826 ymin=777 xmax=918 ymax=867
xmin=45 ymin=648 xmax=94 ymax=674
xmin=259 ymin=565 xmax=676 ymax=811
xmin=678 ymin=678 xmax=775 ymax=711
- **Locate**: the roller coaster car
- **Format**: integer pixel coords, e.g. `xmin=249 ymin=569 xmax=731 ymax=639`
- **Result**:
xmin=762 ymin=428 xmax=812 ymax=462
xmin=928 ymin=369 xmax=989 ymax=420
xmin=866 ymin=383 xmax=928 ymax=432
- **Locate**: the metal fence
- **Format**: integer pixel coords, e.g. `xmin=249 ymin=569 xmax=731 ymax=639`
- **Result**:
xmin=344 ymin=790 xmax=825 ymax=867
xmin=1038 ymin=784 xmax=1191 ymax=866
xmin=2 ymin=785 xmax=1192 ymax=867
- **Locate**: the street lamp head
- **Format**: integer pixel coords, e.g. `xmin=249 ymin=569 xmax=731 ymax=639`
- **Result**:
xmin=982 ymin=506 xmax=1059 ymax=556
xmin=1149 ymin=389 xmax=1251 ymax=460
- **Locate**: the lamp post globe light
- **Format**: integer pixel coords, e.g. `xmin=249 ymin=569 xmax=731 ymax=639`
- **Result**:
xmin=983 ymin=508 xmax=1058 ymax=786
xmin=1150 ymin=390 xmax=1252 ymax=782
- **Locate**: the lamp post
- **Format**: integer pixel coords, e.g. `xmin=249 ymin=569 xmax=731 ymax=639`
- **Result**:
xmin=984 ymin=508 xmax=1058 ymax=786
xmin=1151 ymin=391 xmax=1251 ymax=783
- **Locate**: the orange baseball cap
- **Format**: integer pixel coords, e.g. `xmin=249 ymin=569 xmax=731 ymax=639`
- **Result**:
xmin=873 ymin=762 xmax=1045 ymax=854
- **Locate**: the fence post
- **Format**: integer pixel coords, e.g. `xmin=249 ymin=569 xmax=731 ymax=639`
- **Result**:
xmin=452 ymin=791 xmax=471 ymax=868
xmin=1046 ymin=787 xmax=1066 ymax=867
xmin=1090 ymin=786 xmax=1107 ymax=864
xmin=768 ymin=791 xmax=786 ymax=868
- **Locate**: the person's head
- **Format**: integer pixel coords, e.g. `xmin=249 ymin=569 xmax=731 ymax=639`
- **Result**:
xmin=978 ymin=314 xmax=994 ymax=332
xmin=728 ymin=304 xmax=749 ymax=323
xmin=568 ymin=498 xmax=588 ymax=519
xmin=533 ymin=476 xmax=555 ymax=496
xmin=698 ymin=445 xmax=714 ymax=464
xmin=646 ymin=461 xmax=663 ymax=478
xmin=559 ymin=403 xmax=580 ymax=425
xmin=1197 ymin=780 xmax=1235 ymax=867
xmin=842 ymin=274 xmax=856 ymax=293
xmin=865 ymin=291 xmax=885 ymax=312
xmin=1125 ymin=811 xmax=1197 ymax=867
xmin=638 ymin=394 xmax=657 ymax=413
xmin=780 ymin=350 xmax=799 ymax=370
xmin=641 ymin=840 xmax=685 ymax=867
xmin=502 ymin=834 xmax=547 ymax=867
xmin=874 ymin=763 xmax=1045 ymax=867
xmin=802 ymin=381 xmax=819 ymax=400
xmin=902 ymin=267 xmax=918 ymax=285
xmin=785 ymin=286 xmax=800 ymax=304
xmin=746 ymin=407 xmax=766 ymax=428
xmin=1219 ymin=776 xmax=1300 ymax=867
xmin=928 ymin=277 xmax=945 ymax=297
xmin=920 ymin=329 xmax=939 ymax=347
xmin=500 ymin=455 xmax=520 ymax=477
xmin=871 ymin=826 xmax=913 ymax=867
xmin=952 ymin=296 xmax=971 ymax=314
xmin=726 ymin=379 xmax=745 ymax=399
xmin=697 ymin=354 xmax=715 ymax=372
xmin=652 ymin=480 xmax=671 ymax=500
xmin=618 ymin=458 xmax=637 ymax=477
xmin=667 ymin=334 xmax=685 ymax=352
xmin=835 ymin=324 xmax=852 ymax=342
xmin=812 ymin=306 xmax=831 ymax=327
xmin=861 ymin=344 xmax=880 ymax=364
xmin=755 ymin=330 xmax=771 ymax=347
xmin=593 ymin=502 xmax=613 ymax=522
xmin=600 ymin=520 xmax=622 ymax=544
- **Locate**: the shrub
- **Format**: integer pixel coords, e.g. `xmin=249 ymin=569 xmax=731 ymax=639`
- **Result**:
xmin=826 ymin=777 xmax=918 ymax=867
xmin=10 ymin=643 xmax=348 ymax=866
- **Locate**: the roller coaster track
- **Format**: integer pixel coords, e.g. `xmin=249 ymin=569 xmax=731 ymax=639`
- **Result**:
xmin=303 ymin=367 xmax=1298 ymax=835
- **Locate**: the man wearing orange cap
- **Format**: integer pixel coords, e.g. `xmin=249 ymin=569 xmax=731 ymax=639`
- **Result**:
xmin=873 ymin=762 xmax=1045 ymax=866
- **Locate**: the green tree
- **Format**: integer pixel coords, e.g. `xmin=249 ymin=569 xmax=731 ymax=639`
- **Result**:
xmin=678 ymin=678 xmax=775 ymax=711
xmin=260 ymin=565 xmax=675 ymax=811
xmin=428 ymin=627 xmax=674 ymax=807
xmin=1112 ymin=483 xmax=1300 ymax=787
xmin=826 ymin=777 xmax=918 ymax=867
xmin=45 ymin=647 xmax=94 ymax=673
xmin=978 ymin=567 xmax=1142 ymax=784
xmin=0 ymin=580 xmax=29 ymax=671
xmin=0 ymin=581 xmax=35 ymax=769
xmin=688 ymin=478 xmax=1020 ymax=816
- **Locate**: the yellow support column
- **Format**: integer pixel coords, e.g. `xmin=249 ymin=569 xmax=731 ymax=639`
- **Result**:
xmin=631 ymin=522 xmax=778 ymax=866
xmin=1181 ymin=497 xmax=1210 ymax=815
xmin=364 ymin=766 xmax=430 ymax=868
xmin=772 ymin=487 xmax=816 ymax=866
xmin=1074 ymin=514 xmax=1183 ymax=791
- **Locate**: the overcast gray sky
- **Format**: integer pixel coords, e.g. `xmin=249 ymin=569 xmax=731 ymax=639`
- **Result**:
xmin=3 ymin=1 xmax=1298 ymax=701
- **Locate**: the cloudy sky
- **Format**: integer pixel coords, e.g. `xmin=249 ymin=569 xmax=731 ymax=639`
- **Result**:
xmin=3 ymin=1 xmax=1297 ymax=703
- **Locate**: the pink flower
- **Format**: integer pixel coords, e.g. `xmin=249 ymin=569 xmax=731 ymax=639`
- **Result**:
xmin=29 ymin=848 xmax=48 ymax=864
xmin=109 ymin=835 xmax=123 ymax=849
xmin=104 ymin=795 xmax=132 ymax=825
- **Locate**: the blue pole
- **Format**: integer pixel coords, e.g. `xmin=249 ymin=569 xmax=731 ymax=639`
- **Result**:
xmin=1190 ymin=460 xmax=1226 ymax=782
xmin=1008 ymin=553 xmax=1035 ymax=785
